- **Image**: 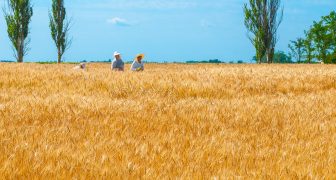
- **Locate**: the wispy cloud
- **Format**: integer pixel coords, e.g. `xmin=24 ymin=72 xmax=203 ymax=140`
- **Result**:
xmin=107 ymin=17 xmax=131 ymax=27
xmin=201 ymin=19 xmax=215 ymax=28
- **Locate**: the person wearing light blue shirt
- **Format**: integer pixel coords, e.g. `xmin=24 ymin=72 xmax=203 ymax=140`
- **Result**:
xmin=111 ymin=51 xmax=125 ymax=71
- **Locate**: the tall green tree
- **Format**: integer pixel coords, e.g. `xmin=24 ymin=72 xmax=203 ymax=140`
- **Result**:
xmin=322 ymin=11 xmax=336 ymax=62
xmin=310 ymin=21 xmax=332 ymax=63
xmin=49 ymin=0 xmax=71 ymax=64
xmin=4 ymin=0 xmax=33 ymax=63
xmin=322 ymin=11 xmax=336 ymax=52
xmin=244 ymin=0 xmax=266 ymax=64
xmin=263 ymin=0 xmax=283 ymax=63
xmin=244 ymin=0 xmax=283 ymax=64
xmin=288 ymin=38 xmax=305 ymax=63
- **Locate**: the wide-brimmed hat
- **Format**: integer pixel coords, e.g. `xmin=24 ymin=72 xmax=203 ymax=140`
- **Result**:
xmin=134 ymin=54 xmax=145 ymax=60
xmin=114 ymin=51 xmax=121 ymax=56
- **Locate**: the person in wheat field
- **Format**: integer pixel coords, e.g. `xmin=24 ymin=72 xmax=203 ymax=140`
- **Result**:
xmin=73 ymin=63 xmax=86 ymax=70
xmin=112 ymin=51 xmax=125 ymax=71
xmin=131 ymin=54 xmax=145 ymax=71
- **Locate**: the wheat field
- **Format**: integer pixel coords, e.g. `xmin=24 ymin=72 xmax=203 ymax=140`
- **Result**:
xmin=0 ymin=63 xmax=335 ymax=178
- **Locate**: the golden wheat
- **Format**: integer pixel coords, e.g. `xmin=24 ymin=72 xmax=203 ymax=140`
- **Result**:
xmin=0 ymin=63 xmax=335 ymax=178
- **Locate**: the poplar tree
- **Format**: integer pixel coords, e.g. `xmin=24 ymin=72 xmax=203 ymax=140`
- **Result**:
xmin=49 ymin=0 xmax=71 ymax=64
xmin=244 ymin=0 xmax=266 ymax=64
xmin=4 ymin=0 xmax=33 ymax=62
xmin=244 ymin=0 xmax=283 ymax=63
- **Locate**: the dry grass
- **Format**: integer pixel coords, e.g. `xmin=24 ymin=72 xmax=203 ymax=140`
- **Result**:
xmin=0 ymin=63 xmax=336 ymax=178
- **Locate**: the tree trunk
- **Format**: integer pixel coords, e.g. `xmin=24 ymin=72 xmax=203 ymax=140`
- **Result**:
xmin=58 ymin=49 xmax=62 ymax=64
xmin=18 ymin=52 xmax=23 ymax=63
xmin=17 ymin=37 xmax=24 ymax=63
xmin=17 ymin=47 xmax=24 ymax=63
xmin=308 ymin=55 xmax=311 ymax=64
xmin=267 ymin=49 xmax=274 ymax=64
xmin=322 ymin=53 xmax=326 ymax=64
xmin=17 ymin=47 xmax=23 ymax=63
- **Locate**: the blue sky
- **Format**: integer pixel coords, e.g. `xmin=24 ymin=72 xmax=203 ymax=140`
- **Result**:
xmin=0 ymin=0 xmax=335 ymax=62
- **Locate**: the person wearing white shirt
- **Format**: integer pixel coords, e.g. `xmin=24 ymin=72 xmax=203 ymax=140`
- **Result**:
xmin=131 ymin=54 xmax=145 ymax=71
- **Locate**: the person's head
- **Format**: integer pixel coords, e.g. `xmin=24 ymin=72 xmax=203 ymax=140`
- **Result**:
xmin=135 ymin=54 xmax=145 ymax=62
xmin=137 ymin=56 xmax=143 ymax=62
xmin=80 ymin=63 xmax=86 ymax=69
xmin=114 ymin=51 xmax=121 ymax=60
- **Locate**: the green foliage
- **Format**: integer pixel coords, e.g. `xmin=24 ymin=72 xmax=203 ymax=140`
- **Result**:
xmin=304 ymin=30 xmax=315 ymax=63
xmin=273 ymin=51 xmax=292 ymax=63
xmin=326 ymin=52 xmax=336 ymax=64
xmin=310 ymin=21 xmax=332 ymax=63
xmin=49 ymin=0 xmax=71 ymax=64
xmin=322 ymin=11 xmax=336 ymax=52
xmin=253 ymin=51 xmax=292 ymax=63
xmin=4 ymin=0 xmax=33 ymax=62
xmin=244 ymin=0 xmax=266 ymax=63
xmin=289 ymin=11 xmax=336 ymax=63
xmin=244 ymin=0 xmax=283 ymax=64
xmin=288 ymin=38 xmax=305 ymax=63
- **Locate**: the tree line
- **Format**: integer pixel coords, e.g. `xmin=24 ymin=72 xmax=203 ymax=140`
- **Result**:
xmin=3 ymin=0 xmax=70 ymax=63
xmin=288 ymin=11 xmax=336 ymax=64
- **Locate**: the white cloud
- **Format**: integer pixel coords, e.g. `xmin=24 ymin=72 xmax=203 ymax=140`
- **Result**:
xmin=107 ymin=17 xmax=131 ymax=26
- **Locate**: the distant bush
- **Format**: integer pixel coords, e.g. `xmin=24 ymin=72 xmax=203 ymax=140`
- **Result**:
xmin=37 ymin=61 xmax=77 ymax=64
xmin=186 ymin=59 xmax=222 ymax=64
xmin=0 ymin=60 xmax=15 ymax=63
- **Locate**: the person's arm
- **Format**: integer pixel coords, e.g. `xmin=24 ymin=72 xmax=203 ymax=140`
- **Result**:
xmin=130 ymin=62 xmax=137 ymax=71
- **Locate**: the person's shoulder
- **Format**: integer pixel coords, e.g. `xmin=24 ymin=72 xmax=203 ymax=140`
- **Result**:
xmin=111 ymin=60 xmax=117 ymax=67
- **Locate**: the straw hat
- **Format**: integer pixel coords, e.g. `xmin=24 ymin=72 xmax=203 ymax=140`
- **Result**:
xmin=134 ymin=53 xmax=145 ymax=60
